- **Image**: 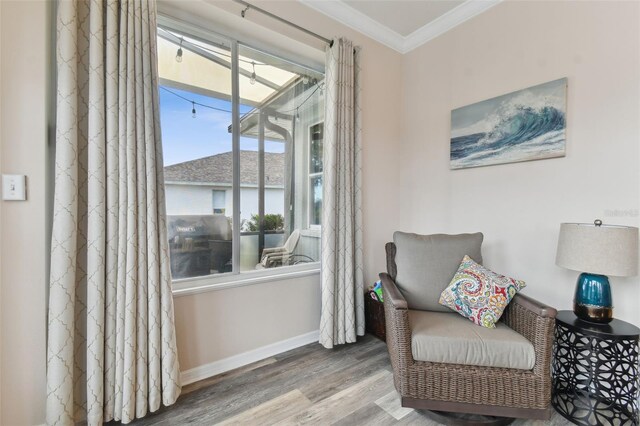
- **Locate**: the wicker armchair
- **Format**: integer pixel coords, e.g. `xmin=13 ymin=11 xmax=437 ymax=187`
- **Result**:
xmin=381 ymin=241 xmax=557 ymax=420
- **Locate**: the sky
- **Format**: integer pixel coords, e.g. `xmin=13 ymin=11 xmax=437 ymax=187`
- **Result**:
xmin=159 ymin=86 xmax=284 ymax=166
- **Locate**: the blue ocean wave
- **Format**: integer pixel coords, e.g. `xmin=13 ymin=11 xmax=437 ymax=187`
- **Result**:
xmin=451 ymin=106 xmax=565 ymax=168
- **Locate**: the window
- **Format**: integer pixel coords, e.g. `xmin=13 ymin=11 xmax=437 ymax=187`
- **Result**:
xmin=157 ymin=22 xmax=323 ymax=282
xmin=212 ymin=190 xmax=226 ymax=215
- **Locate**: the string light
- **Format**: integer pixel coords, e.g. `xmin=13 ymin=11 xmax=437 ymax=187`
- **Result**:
xmin=160 ymin=28 xmax=271 ymax=67
xmin=160 ymin=80 xmax=324 ymax=120
xmin=250 ymin=62 xmax=256 ymax=85
xmin=241 ymin=5 xmax=250 ymax=18
xmin=160 ymin=86 xmax=233 ymax=113
xmin=176 ymin=37 xmax=184 ymax=63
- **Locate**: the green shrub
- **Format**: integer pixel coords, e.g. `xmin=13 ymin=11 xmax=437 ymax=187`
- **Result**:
xmin=244 ymin=213 xmax=284 ymax=232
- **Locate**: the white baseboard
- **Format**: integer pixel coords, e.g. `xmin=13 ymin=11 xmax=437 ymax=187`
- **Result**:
xmin=180 ymin=330 xmax=320 ymax=386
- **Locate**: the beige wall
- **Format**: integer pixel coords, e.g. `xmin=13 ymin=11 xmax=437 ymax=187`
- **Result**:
xmin=0 ymin=1 xmax=50 ymax=424
xmin=175 ymin=274 xmax=321 ymax=370
xmin=399 ymin=0 xmax=640 ymax=325
xmin=162 ymin=0 xmax=403 ymax=375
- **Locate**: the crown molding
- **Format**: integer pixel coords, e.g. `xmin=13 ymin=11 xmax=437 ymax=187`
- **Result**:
xmin=298 ymin=0 xmax=406 ymax=52
xmin=299 ymin=0 xmax=503 ymax=54
xmin=403 ymin=0 xmax=502 ymax=53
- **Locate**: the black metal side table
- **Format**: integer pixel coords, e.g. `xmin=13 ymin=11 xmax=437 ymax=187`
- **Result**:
xmin=552 ymin=310 xmax=640 ymax=425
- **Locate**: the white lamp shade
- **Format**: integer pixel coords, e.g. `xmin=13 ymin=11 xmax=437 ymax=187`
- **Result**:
xmin=556 ymin=222 xmax=639 ymax=277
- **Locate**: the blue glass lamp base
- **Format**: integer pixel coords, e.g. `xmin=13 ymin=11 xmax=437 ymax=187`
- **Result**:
xmin=573 ymin=273 xmax=613 ymax=324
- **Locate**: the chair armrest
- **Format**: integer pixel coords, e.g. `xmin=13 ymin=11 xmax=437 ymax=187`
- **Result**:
xmin=261 ymin=251 xmax=288 ymax=268
xmin=511 ymin=293 xmax=557 ymax=318
xmin=379 ymin=272 xmax=413 ymax=395
xmin=262 ymin=247 xmax=286 ymax=256
xmin=379 ymin=273 xmax=407 ymax=310
xmin=502 ymin=293 xmax=556 ymax=379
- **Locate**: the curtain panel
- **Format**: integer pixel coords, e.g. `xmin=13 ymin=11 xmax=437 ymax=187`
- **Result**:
xmin=319 ymin=38 xmax=365 ymax=349
xmin=47 ymin=1 xmax=180 ymax=424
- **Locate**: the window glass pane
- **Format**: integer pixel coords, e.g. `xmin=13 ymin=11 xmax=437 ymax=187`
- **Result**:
xmin=158 ymin=28 xmax=234 ymax=279
xmin=212 ymin=190 xmax=226 ymax=215
xmin=310 ymin=123 xmax=323 ymax=174
xmin=239 ymin=44 xmax=324 ymax=271
xmin=310 ymin=175 xmax=322 ymax=226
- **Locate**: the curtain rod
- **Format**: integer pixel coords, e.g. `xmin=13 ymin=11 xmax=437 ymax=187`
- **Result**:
xmin=232 ymin=0 xmax=333 ymax=47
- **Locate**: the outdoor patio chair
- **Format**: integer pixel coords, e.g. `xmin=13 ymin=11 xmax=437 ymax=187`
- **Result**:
xmin=257 ymin=229 xmax=301 ymax=268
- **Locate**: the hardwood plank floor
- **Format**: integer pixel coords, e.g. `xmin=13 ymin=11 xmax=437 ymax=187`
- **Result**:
xmin=217 ymin=389 xmax=312 ymax=426
xmin=117 ymin=334 xmax=571 ymax=425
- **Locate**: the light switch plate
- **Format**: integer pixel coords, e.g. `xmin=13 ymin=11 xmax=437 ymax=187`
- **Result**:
xmin=2 ymin=174 xmax=27 ymax=201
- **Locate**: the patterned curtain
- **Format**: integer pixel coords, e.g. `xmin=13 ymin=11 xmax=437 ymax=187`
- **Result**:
xmin=319 ymin=38 xmax=364 ymax=348
xmin=47 ymin=1 xmax=181 ymax=424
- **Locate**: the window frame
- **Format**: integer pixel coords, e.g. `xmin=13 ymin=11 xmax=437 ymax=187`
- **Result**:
xmin=158 ymin=15 xmax=323 ymax=293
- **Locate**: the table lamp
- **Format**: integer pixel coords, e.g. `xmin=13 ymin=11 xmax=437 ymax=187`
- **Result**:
xmin=555 ymin=219 xmax=638 ymax=323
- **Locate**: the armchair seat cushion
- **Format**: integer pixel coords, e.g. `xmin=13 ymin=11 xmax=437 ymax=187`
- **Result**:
xmin=409 ymin=310 xmax=535 ymax=370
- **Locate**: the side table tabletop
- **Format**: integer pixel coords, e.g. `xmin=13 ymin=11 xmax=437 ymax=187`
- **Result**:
xmin=552 ymin=310 xmax=640 ymax=425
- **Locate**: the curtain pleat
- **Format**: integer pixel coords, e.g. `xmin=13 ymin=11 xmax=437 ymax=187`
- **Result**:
xmin=47 ymin=1 xmax=181 ymax=424
xmin=319 ymin=38 xmax=364 ymax=349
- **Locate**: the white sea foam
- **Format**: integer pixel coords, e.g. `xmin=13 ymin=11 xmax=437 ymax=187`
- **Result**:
xmin=451 ymin=130 xmax=565 ymax=169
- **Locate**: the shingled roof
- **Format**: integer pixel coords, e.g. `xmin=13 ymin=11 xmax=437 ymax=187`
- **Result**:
xmin=164 ymin=150 xmax=285 ymax=186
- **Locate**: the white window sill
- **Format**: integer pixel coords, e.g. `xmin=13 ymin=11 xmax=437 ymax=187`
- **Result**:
xmin=171 ymin=262 xmax=321 ymax=297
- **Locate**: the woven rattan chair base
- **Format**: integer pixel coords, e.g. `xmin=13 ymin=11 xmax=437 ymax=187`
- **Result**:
xmin=403 ymin=397 xmax=553 ymax=421
xmin=422 ymin=410 xmax=515 ymax=426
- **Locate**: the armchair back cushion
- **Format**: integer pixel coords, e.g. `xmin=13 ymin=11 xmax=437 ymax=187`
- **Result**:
xmin=393 ymin=231 xmax=483 ymax=311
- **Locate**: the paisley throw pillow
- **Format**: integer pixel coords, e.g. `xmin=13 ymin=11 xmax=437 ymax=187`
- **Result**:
xmin=439 ymin=255 xmax=526 ymax=328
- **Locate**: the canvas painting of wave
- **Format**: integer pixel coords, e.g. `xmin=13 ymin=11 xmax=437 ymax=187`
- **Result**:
xmin=450 ymin=78 xmax=567 ymax=170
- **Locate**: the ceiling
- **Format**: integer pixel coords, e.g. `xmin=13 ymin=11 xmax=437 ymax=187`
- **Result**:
xmin=343 ymin=0 xmax=465 ymax=37
xmin=299 ymin=0 xmax=502 ymax=54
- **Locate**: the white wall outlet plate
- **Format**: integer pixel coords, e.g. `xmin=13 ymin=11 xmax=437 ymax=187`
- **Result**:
xmin=2 ymin=174 xmax=27 ymax=201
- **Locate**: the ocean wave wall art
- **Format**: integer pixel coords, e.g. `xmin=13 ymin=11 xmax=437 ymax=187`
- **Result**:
xmin=450 ymin=78 xmax=567 ymax=170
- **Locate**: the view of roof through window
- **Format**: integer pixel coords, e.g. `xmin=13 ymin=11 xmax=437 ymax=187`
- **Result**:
xmin=157 ymin=25 xmax=324 ymax=280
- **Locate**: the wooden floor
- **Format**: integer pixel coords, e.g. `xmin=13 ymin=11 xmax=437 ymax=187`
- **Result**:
xmin=124 ymin=334 xmax=570 ymax=425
